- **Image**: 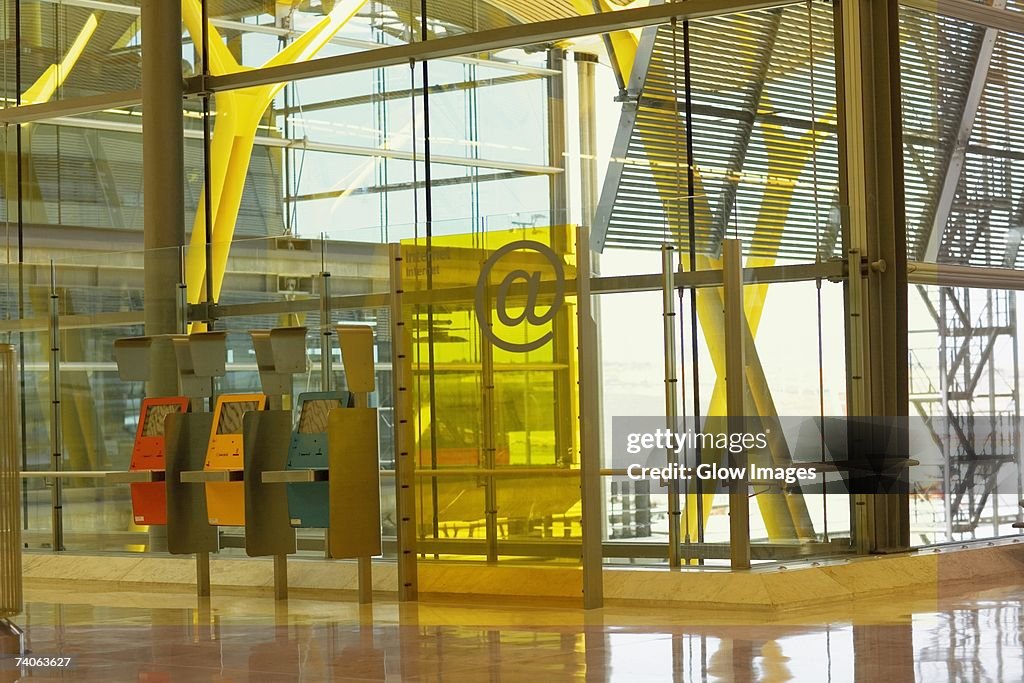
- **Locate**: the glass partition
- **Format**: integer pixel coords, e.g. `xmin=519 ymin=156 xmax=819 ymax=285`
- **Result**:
xmin=0 ymin=0 xmax=1021 ymax=588
xmin=400 ymin=225 xmax=582 ymax=562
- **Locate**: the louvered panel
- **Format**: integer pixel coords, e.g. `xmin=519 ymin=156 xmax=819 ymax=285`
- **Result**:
xmin=239 ymin=146 xmax=287 ymax=237
xmin=478 ymin=0 xmax=576 ymax=25
xmin=387 ymin=0 xmax=522 ymax=34
xmin=599 ymin=3 xmax=839 ymax=261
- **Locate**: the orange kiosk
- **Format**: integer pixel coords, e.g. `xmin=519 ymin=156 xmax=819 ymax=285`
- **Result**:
xmin=128 ymin=397 xmax=190 ymax=525
xmin=202 ymin=394 xmax=268 ymax=526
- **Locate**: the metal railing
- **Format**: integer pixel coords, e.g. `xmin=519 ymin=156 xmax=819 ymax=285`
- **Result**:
xmin=1 ymin=345 xmax=23 ymax=618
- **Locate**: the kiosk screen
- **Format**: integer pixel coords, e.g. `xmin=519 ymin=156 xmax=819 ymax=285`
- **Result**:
xmin=298 ymin=400 xmax=342 ymax=434
xmin=216 ymin=400 xmax=261 ymax=434
xmin=141 ymin=403 xmax=184 ymax=438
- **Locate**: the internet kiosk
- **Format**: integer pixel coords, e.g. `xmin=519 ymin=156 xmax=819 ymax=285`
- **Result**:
xmin=110 ymin=338 xmax=190 ymax=526
xmin=263 ymin=324 xmax=382 ymax=604
xmin=237 ymin=326 xmax=308 ymax=597
xmin=111 ymin=333 xmax=222 ymax=597
xmin=201 ymin=394 xmax=268 ymax=527
xmin=285 ymin=391 xmax=347 ymax=529
xmin=128 ymin=397 xmax=190 ymax=524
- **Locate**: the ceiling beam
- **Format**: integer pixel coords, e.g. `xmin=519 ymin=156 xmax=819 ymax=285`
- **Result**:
xmin=38 ymin=114 xmax=563 ymax=175
xmin=190 ymin=0 xmax=799 ymax=94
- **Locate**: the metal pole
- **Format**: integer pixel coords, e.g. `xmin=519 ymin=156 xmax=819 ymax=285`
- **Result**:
xmin=577 ymin=226 xmax=604 ymax=609
xmin=989 ymin=290 xmax=998 ymax=538
xmin=575 ymin=53 xmax=609 ymax=586
xmin=273 ymin=554 xmax=288 ymax=601
xmin=662 ymin=245 xmax=681 ymax=569
xmin=142 ymin=0 xmax=183 ymax=556
xmin=352 ymin=389 xmax=373 ymax=605
xmin=320 ymin=243 xmax=333 ymax=559
xmin=48 ymin=264 xmax=64 ymax=552
xmin=196 ymin=551 xmax=211 ymax=598
xmin=417 ymin=0 xmax=442 ymax=553
xmin=547 ymin=47 xmax=567 ymax=227
xmin=682 ymin=19 xmax=706 ymax=550
xmin=200 ymin=0 xmax=215 ymax=319
xmin=357 ymin=556 xmax=373 ymax=604
xmin=1 ymin=345 xmax=23 ymax=623
xmin=320 ymin=269 xmax=333 ymax=392
xmin=835 ymin=0 xmax=911 ymax=553
xmin=389 ymin=244 xmax=418 ymax=601
xmin=1012 ymin=292 xmax=1022 ymax=531
xmin=142 ymin=0 xmax=185 ymax=396
xmin=575 ymin=53 xmax=600 ymax=227
xmin=723 ymin=240 xmax=750 ymax=569
xmin=481 ymin=319 xmax=498 ymax=563
xmin=177 ymin=247 xmax=189 ymax=335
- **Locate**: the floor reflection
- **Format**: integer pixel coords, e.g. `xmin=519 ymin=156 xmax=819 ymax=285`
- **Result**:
xmin=3 ymin=580 xmax=1023 ymax=681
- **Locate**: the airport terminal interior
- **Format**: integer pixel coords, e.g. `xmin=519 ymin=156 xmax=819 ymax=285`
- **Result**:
xmin=1 ymin=0 xmax=1024 ymax=680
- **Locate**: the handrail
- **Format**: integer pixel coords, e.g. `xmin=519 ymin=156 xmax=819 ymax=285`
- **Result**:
xmin=23 ymin=467 xmax=631 ymax=479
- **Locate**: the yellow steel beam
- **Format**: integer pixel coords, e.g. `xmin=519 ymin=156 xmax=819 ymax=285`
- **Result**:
xmin=678 ymin=115 xmax=835 ymax=543
xmin=566 ymin=0 xmax=640 ymax=80
xmin=22 ymin=14 xmax=99 ymax=106
xmin=575 ymin=4 xmax=835 ymax=542
xmin=5 ymin=14 xmax=99 ymax=223
xmin=183 ymin=0 xmax=368 ymax=316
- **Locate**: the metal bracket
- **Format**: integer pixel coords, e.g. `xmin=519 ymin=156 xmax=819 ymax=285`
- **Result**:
xmin=262 ymin=469 xmax=329 ymax=484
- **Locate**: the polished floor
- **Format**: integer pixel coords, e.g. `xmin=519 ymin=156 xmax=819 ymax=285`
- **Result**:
xmin=3 ymin=576 xmax=1023 ymax=682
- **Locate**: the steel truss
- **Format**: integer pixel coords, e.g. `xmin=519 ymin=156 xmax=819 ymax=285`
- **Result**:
xmin=913 ymin=285 xmax=1021 ymax=536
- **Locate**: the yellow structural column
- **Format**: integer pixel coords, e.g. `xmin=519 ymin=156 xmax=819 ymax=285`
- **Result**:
xmin=570 ymin=4 xmax=833 ymax=542
xmin=183 ymin=0 xmax=368 ymax=312
xmin=5 ymin=14 xmax=98 ymax=222
xmin=22 ymin=14 xmax=99 ymax=105
xmin=686 ymin=117 xmax=835 ymax=542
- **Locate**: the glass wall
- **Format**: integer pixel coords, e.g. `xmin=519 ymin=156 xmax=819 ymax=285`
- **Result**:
xmin=0 ymin=0 xmax=1021 ymax=587
xmin=900 ymin=1 xmax=1024 ymax=545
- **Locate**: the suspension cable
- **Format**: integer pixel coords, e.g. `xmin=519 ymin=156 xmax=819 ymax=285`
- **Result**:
xmin=682 ymin=18 xmax=705 ymax=547
xmin=807 ymin=0 xmax=828 ymax=540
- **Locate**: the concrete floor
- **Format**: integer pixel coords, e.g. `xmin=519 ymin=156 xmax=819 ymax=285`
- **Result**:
xmin=2 ymin=573 xmax=1023 ymax=682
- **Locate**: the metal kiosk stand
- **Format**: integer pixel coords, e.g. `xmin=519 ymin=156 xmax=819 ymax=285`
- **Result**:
xmin=107 ymin=334 xmax=219 ymax=596
xmin=175 ymin=330 xmax=302 ymax=599
xmin=263 ymin=324 xmax=381 ymax=604
xmin=279 ymin=390 xmax=347 ymax=530
xmin=236 ymin=326 xmax=308 ymax=600
xmin=162 ymin=332 xmax=226 ymax=597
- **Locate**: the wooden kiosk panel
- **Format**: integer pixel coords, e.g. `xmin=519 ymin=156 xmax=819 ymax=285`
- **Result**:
xmin=165 ymin=412 xmax=218 ymax=555
xmin=129 ymin=397 xmax=189 ymax=525
xmin=327 ymin=407 xmax=381 ymax=558
xmin=242 ymin=411 xmax=296 ymax=557
xmin=204 ymin=394 xmax=267 ymax=527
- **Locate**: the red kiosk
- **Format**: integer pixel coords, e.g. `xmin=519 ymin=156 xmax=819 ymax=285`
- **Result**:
xmin=112 ymin=337 xmax=191 ymax=527
xmin=128 ymin=397 xmax=190 ymax=525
